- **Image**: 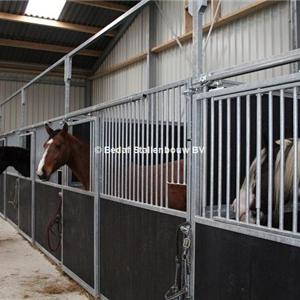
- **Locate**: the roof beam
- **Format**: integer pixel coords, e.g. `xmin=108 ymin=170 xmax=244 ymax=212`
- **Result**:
xmin=0 ymin=38 xmax=101 ymax=57
xmin=0 ymin=60 xmax=91 ymax=78
xmin=0 ymin=12 xmax=115 ymax=36
xmin=69 ymin=0 xmax=129 ymax=12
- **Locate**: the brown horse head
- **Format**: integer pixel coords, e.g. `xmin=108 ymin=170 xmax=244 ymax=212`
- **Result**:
xmin=36 ymin=123 xmax=71 ymax=181
xmin=37 ymin=122 xmax=90 ymax=190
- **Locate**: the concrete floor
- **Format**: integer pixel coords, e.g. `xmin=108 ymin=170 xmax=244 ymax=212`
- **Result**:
xmin=0 ymin=217 xmax=90 ymax=300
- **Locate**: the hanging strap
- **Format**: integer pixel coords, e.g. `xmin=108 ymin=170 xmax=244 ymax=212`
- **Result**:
xmin=46 ymin=192 xmax=62 ymax=252
xmin=165 ymin=222 xmax=192 ymax=300
xmin=8 ymin=178 xmax=20 ymax=209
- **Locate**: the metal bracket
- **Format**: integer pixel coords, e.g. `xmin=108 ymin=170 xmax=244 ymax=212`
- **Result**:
xmin=188 ymin=0 xmax=208 ymax=15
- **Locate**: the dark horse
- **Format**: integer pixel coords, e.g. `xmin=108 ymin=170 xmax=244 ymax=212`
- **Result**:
xmin=37 ymin=123 xmax=187 ymax=210
xmin=0 ymin=146 xmax=30 ymax=177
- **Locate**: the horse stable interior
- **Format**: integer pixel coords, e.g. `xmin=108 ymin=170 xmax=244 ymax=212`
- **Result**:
xmin=1 ymin=0 xmax=300 ymax=299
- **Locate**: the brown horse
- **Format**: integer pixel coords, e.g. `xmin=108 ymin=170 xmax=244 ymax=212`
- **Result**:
xmin=37 ymin=123 xmax=186 ymax=210
xmin=37 ymin=123 xmax=90 ymax=190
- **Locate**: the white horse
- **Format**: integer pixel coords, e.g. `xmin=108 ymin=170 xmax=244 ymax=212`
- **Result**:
xmin=232 ymin=139 xmax=300 ymax=224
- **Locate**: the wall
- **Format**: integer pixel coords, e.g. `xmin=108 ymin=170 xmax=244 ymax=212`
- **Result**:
xmin=92 ymin=0 xmax=292 ymax=103
xmin=0 ymin=73 xmax=86 ymax=133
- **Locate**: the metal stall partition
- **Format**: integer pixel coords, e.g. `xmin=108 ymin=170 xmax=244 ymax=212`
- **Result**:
xmin=191 ymin=63 xmax=300 ymax=299
xmin=5 ymin=133 xmax=21 ymax=227
xmin=17 ymin=132 xmax=34 ymax=241
xmin=98 ymin=82 xmax=188 ymax=300
xmin=61 ymin=117 xmax=97 ymax=296
xmin=0 ymin=137 xmax=6 ymax=217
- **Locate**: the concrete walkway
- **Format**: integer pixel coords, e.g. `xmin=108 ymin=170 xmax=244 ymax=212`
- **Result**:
xmin=0 ymin=218 xmax=90 ymax=300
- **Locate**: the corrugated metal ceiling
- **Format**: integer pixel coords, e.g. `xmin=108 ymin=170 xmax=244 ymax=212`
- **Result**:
xmin=0 ymin=0 xmax=137 ymax=71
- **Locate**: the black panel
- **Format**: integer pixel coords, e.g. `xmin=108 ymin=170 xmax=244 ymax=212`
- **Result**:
xmin=100 ymin=199 xmax=184 ymax=300
xmin=35 ymin=183 xmax=61 ymax=260
xmin=195 ymin=224 xmax=300 ymax=300
xmin=19 ymin=179 xmax=32 ymax=236
xmin=63 ymin=190 xmax=94 ymax=288
xmin=6 ymin=174 xmax=19 ymax=225
xmin=0 ymin=174 xmax=4 ymax=214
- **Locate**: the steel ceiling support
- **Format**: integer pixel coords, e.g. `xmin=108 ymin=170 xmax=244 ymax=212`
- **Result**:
xmin=189 ymin=0 xmax=207 ymax=79
xmin=64 ymin=56 xmax=72 ymax=116
xmin=146 ymin=3 xmax=156 ymax=89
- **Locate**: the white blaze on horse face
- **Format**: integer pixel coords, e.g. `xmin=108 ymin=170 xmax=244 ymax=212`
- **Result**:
xmin=36 ymin=139 xmax=53 ymax=176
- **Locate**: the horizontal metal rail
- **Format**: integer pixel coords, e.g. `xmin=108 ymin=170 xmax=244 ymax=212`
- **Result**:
xmin=1 ymin=78 xmax=189 ymax=136
xmin=196 ymin=72 xmax=300 ymax=100
xmin=199 ymin=48 xmax=300 ymax=82
xmin=0 ymin=0 xmax=151 ymax=107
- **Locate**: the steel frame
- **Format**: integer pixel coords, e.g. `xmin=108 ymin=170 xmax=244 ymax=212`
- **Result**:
xmin=1 ymin=0 xmax=300 ymax=298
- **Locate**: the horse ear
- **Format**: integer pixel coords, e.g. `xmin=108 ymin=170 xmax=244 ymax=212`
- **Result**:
xmin=62 ymin=122 xmax=69 ymax=134
xmin=45 ymin=123 xmax=55 ymax=137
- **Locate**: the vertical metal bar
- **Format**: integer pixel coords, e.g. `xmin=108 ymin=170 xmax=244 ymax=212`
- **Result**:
xmin=114 ymin=107 xmax=118 ymax=196
xmin=183 ymin=85 xmax=187 ymax=185
xmin=268 ymin=91 xmax=273 ymax=228
xmin=129 ymin=102 xmax=133 ymax=200
xmin=166 ymin=90 xmax=170 ymax=207
xmin=160 ymin=92 xmax=164 ymax=206
xmin=293 ymin=87 xmax=298 ymax=232
xmin=104 ymin=111 xmax=108 ymax=195
xmin=245 ymin=95 xmax=251 ymax=223
xmin=171 ymin=89 xmax=175 ymax=183
xmin=141 ymin=98 xmax=145 ymax=203
xmin=155 ymin=93 xmax=159 ymax=206
xmin=101 ymin=113 xmax=105 ymax=195
xmin=218 ymin=100 xmax=222 ymax=217
xmin=94 ymin=117 xmax=100 ymax=298
xmin=117 ymin=106 xmax=121 ymax=197
xmin=150 ymin=94 xmax=154 ymax=205
xmin=226 ymin=98 xmax=231 ymax=219
xmin=108 ymin=109 xmax=112 ymax=195
xmin=177 ymin=87 xmax=181 ymax=184
xmin=133 ymin=101 xmax=137 ymax=201
xmin=210 ymin=98 xmax=215 ymax=218
xmin=236 ymin=96 xmax=241 ymax=221
xmin=186 ymin=80 xmax=195 ymax=300
xmin=64 ymin=57 xmax=72 ymax=115
xmin=31 ymin=132 xmax=36 ymax=244
xmin=121 ymin=105 xmax=125 ymax=199
xmin=202 ymin=91 xmax=208 ymax=217
xmin=137 ymin=100 xmax=141 ymax=202
xmin=146 ymin=96 xmax=150 ymax=204
xmin=256 ymin=93 xmax=262 ymax=225
xmin=125 ymin=103 xmax=129 ymax=199
xmin=279 ymin=89 xmax=285 ymax=230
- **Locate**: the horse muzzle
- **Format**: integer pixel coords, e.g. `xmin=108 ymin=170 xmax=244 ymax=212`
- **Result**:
xmin=37 ymin=172 xmax=50 ymax=181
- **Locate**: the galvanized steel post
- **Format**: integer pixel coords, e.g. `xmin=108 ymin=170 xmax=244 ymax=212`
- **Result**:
xmin=188 ymin=1 xmax=207 ymax=299
xmin=21 ymin=89 xmax=27 ymax=128
xmin=94 ymin=116 xmax=101 ymax=298
xmin=64 ymin=56 xmax=72 ymax=116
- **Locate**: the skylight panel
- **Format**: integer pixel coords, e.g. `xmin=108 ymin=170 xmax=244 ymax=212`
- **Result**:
xmin=25 ymin=0 xmax=66 ymax=20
